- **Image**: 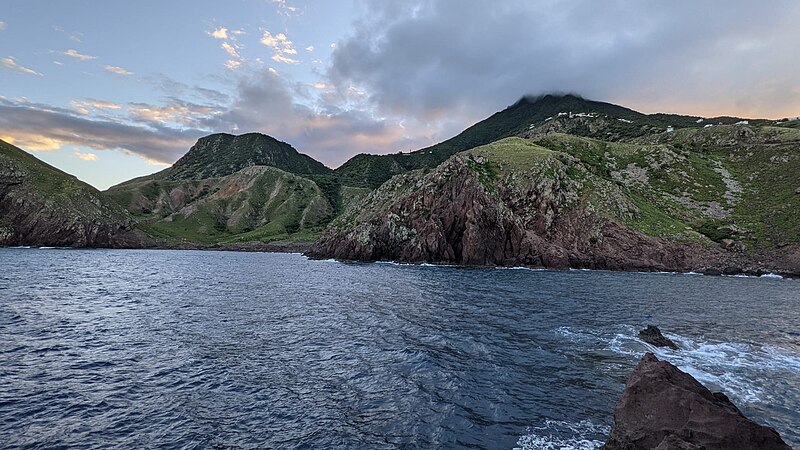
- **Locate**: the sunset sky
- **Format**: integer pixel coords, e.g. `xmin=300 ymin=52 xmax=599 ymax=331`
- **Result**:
xmin=2 ymin=0 xmax=799 ymax=189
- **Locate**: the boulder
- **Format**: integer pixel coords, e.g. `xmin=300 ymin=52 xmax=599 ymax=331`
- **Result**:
xmin=795 ymin=187 xmax=800 ymax=194
xmin=602 ymin=353 xmax=790 ymax=450
xmin=638 ymin=325 xmax=679 ymax=350
xmin=719 ymin=238 xmax=736 ymax=250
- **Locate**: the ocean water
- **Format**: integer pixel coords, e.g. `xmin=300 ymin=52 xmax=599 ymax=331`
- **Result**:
xmin=0 ymin=249 xmax=798 ymax=449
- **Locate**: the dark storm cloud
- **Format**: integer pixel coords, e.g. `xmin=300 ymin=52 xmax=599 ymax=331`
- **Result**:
xmin=330 ymin=0 xmax=800 ymax=121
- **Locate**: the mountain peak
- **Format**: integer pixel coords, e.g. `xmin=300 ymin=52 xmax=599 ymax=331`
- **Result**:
xmin=167 ymin=132 xmax=331 ymax=180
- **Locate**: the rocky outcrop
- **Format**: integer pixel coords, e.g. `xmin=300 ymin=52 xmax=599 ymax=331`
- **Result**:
xmin=638 ymin=325 xmax=679 ymax=349
xmin=602 ymin=353 xmax=790 ymax=450
xmin=0 ymin=139 xmax=151 ymax=248
xmin=309 ymin=138 xmax=722 ymax=271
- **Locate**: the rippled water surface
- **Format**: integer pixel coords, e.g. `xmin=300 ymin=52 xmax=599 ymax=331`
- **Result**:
xmin=1 ymin=249 xmax=798 ymax=449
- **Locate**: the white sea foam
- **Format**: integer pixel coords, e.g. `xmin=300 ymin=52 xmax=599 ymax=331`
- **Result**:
xmin=555 ymin=325 xmax=800 ymax=405
xmin=760 ymin=273 xmax=783 ymax=279
xmin=515 ymin=419 xmax=610 ymax=450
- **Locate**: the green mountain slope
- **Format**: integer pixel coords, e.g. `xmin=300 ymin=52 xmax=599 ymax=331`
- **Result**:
xmin=0 ymin=139 xmax=148 ymax=247
xmin=107 ymin=165 xmax=335 ymax=245
xmin=119 ymin=133 xmax=331 ymax=186
xmin=333 ymin=94 xmax=765 ymax=189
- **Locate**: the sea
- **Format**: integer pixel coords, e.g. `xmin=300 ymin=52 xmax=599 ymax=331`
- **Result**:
xmin=1 ymin=249 xmax=798 ymax=449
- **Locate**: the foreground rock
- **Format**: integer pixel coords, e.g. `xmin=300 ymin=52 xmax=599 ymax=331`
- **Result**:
xmin=603 ymin=353 xmax=790 ymax=450
xmin=638 ymin=325 xmax=679 ymax=349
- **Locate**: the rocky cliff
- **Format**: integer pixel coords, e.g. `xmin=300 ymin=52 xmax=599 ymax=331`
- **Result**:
xmin=0 ymin=139 xmax=150 ymax=248
xmin=309 ymin=138 xmax=723 ymax=271
xmin=602 ymin=353 xmax=790 ymax=449
xmin=309 ymin=132 xmax=799 ymax=274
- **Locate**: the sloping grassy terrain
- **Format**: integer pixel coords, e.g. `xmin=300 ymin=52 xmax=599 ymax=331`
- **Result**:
xmin=107 ymin=166 xmax=334 ymax=245
xmin=332 ymin=94 xmax=765 ymax=189
xmin=0 ymin=139 xmax=142 ymax=247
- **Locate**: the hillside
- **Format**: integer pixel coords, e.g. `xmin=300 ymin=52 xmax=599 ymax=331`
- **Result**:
xmin=107 ymin=165 xmax=336 ymax=245
xmin=310 ymin=129 xmax=800 ymax=274
xmin=0 ymin=139 xmax=150 ymax=247
xmin=332 ymin=94 xmax=767 ymax=189
xmin=106 ymin=133 xmax=364 ymax=245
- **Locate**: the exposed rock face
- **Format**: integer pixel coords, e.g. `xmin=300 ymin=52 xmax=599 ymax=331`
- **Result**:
xmin=309 ymin=138 xmax=721 ymax=272
xmin=0 ymin=139 xmax=150 ymax=248
xmin=603 ymin=353 xmax=790 ymax=450
xmin=638 ymin=325 xmax=679 ymax=349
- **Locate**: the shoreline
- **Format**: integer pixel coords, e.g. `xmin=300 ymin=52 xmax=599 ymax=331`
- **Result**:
xmin=3 ymin=244 xmax=797 ymax=279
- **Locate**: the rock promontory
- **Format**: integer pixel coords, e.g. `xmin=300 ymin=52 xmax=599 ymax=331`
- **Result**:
xmin=602 ymin=353 xmax=790 ymax=450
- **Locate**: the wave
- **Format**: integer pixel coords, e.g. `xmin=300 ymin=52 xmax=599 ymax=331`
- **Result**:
xmin=555 ymin=325 xmax=800 ymax=404
xmin=515 ymin=419 xmax=610 ymax=450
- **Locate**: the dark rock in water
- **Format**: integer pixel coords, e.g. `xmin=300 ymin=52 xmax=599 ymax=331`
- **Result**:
xmin=638 ymin=325 xmax=679 ymax=350
xmin=602 ymin=353 xmax=791 ymax=450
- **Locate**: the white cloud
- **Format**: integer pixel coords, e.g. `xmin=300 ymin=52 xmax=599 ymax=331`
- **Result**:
xmin=272 ymin=54 xmax=299 ymax=64
xmin=74 ymin=151 xmax=97 ymax=161
xmin=312 ymin=82 xmax=332 ymax=89
xmin=305 ymin=45 xmax=314 ymax=52
xmin=1 ymin=56 xmax=43 ymax=76
xmin=209 ymin=27 xmax=228 ymax=39
xmin=221 ymin=42 xmax=241 ymax=59
xmin=225 ymin=60 xmax=242 ymax=70
xmin=105 ymin=65 xmax=133 ymax=75
xmin=0 ymin=21 xmax=6 ymax=31
xmin=60 ymin=49 xmax=96 ymax=61
xmin=260 ymin=30 xmax=300 ymax=64
xmin=71 ymin=99 xmax=122 ymax=114
xmin=271 ymin=0 xmax=300 ymax=16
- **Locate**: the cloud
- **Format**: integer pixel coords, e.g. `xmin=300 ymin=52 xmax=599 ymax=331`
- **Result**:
xmin=209 ymin=27 xmax=229 ymax=39
xmin=200 ymin=70 xmax=436 ymax=167
xmin=71 ymin=99 xmax=122 ymax=114
xmin=271 ymin=0 xmax=300 ymax=17
xmin=1 ymin=56 xmax=43 ymax=76
xmin=330 ymin=0 xmax=800 ymax=121
xmin=305 ymin=45 xmax=314 ymax=52
xmin=312 ymin=82 xmax=332 ymax=89
xmin=1 ymin=133 xmax=61 ymax=151
xmin=59 ymin=49 xmax=96 ymax=61
xmin=0 ymin=97 xmax=204 ymax=163
xmin=128 ymin=99 xmax=221 ymax=127
xmin=74 ymin=151 xmax=97 ymax=161
xmin=225 ymin=60 xmax=242 ymax=70
xmin=105 ymin=65 xmax=133 ymax=75
xmin=221 ymin=42 xmax=241 ymax=59
xmin=0 ymin=21 xmax=6 ymax=31
xmin=261 ymin=30 xmax=300 ymax=64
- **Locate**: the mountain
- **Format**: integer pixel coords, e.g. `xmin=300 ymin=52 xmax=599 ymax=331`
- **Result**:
xmin=0 ymin=139 xmax=149 ymax=247
xmin=119 ymin=133 xmax=331 ymax=185
xmin=310 ymin=122 xmax=800 ymax=275
xmin=105 ymin=133 xmax=364 ymax=246
xmin=332 ymin=94 xmax=768 ymax=189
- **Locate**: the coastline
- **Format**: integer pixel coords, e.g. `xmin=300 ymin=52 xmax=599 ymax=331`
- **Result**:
xmin=3 ymin=243 xmax=796 ymax=279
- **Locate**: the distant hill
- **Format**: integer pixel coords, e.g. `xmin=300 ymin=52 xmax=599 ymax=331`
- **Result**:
xmin=106 ymin=133 xmax=366 ymax=245
xmin=0 ymin=139 xmax=149 ymax=247
xmin=118 ymin=133 xmax=331 ymax=186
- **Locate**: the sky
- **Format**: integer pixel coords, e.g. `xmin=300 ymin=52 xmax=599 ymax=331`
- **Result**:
xmin=1 ymin=0 xmax=799 ymax=190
